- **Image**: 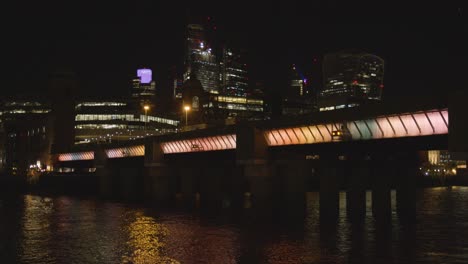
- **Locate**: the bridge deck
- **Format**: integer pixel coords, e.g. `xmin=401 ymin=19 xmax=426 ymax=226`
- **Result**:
xmin=57 ymin=108 xmax=448 ymax=161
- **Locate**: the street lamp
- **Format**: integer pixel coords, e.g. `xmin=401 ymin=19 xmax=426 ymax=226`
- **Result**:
xmin=143 ymin=105 xmax=150 ymax=131
xmin=184 ymin=105 xmax=190 ymax=126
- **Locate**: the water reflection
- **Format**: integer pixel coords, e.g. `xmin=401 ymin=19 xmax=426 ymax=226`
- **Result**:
xmin=122 ymin=212 xmax=178 ymax=264
xmin=20 ymin=195 xmax=55 ymax=263
xmin=161 ymin=214 xmax=240 ymax=263
xmin=2 ymin=188 xmax=468 ymax=263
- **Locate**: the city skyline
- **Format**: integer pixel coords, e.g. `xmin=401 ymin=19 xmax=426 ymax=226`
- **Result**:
xmin=2 ymin=3 xmax=466 ymax=102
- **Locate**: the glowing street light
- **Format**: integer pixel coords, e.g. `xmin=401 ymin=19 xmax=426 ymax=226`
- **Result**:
xmin=184 ymin=105 xmax=190 ymax=126
xmin=143 ymin=105 xmax=150 ymax=131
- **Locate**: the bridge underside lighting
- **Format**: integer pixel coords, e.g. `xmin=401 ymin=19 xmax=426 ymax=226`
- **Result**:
xmin=58 ymin=151 xmax=94 ymax=161
xmin=105 ymin=145 xmax=145 ymax=158
xmin=265 ymin=109 xmax=448 ymax=146
xmin=161 ymin=134 xmax=236 ymax=154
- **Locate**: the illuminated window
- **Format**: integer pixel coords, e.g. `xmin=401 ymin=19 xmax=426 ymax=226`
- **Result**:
xmin=192 ymin=96 xmax=199 ymax=109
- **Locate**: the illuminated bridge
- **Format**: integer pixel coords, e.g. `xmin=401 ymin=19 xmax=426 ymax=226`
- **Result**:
xmin=52 ymin=95 xmax=468 ymax=220
xmin=57 ymin=108 xmax=449 ymax=161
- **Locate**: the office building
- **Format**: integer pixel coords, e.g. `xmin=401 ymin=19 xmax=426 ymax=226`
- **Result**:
xmin=132 ymin=68 xmax=156 ymax=103
xmin=74 ymin=100 xmax=179 ymax=144
xmin=184 ymin=24 xmax=220 ymax=94
xmin=0 ymin=99 xmax=52 ymax=174
xmin=220 ymin=48 xmax=248 ymax=97
xmin=210 ymin=95 xmax=264 ymax=120
xmin=282 ymin=64 xmax=314 ymax=115
xmin=173 ymin=78 xmax=184 ymax=99
xmin=319 ymin=51 xmax=384 ymax=111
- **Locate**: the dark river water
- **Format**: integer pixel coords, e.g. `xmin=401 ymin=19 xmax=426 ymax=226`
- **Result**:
xmin=1 ymin=187 xmax=468 ymax=263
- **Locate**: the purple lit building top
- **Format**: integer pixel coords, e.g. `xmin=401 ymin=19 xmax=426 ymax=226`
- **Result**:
xmin=137 ymin=69 xmax=152 ymax=84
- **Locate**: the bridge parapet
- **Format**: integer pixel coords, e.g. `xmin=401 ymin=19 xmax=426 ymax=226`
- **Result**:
xmin=264 ymin=109 xmax=448 ymax=147
xmin=54 ymin=107 xmax=450 ymax=161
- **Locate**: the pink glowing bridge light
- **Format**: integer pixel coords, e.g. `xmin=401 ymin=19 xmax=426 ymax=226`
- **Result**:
xmin=105 ymin=145 xmax=145 ymax=158
xmin=161 ymin=134 xmax=236 ymax=154
xmin=58 ymin=151 xmax=94 ymax=162
xmin=264 ymin=109 xmax=448 ymax=146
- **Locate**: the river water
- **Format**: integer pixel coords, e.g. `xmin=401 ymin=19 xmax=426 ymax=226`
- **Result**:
xmin=1 ymin=187 xmax=468 ymax=263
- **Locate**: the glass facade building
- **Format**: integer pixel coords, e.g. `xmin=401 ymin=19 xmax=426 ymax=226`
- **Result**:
xmin=74 ymin=101 xmax=179 ymax=143
xmin=282 ymin=65 xmax=314 ymax=115
xmin=319 ymin=51 xmax=384 ymax=111
xmin=221 ymin=48 xmax=248 ymax=97
xmin=184 ymin=24 xmax=220 ymax=94
xmin=132 ymin=69 xmax=156 ymax=101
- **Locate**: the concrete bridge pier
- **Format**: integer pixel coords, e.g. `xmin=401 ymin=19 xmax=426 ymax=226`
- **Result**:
xmin=396 ymin=152 xmax=420 ymax=222
xmin=144 ymin=164 xmax=171 ymax=203
xmin=199 ymin=165 xmax=228 ymax=208
xmin=116 ymin=165 xmax=142 ymax=201
xmin=241 ymin=160 xmax=273 ymax=210
xmin=346 ymin=158 xmax=369 ymax=223
xmin=319 ymin=159 xmax=340 ymax=221
xmin=236 ymin=124 xmax=273 ymax=213
xmin=396 ymin=167 xmax=418 ymax=221
xmin=144 ymin=141 xmax=171 ymax=204
xmin=95 ymin=146 xmax=112 ymax=198
xmin=275 ymin=160 xmax=307 ymax=218
xmin=371 ymin=155 xmax=392 ymax=223
xmin=178 ymin=166 xmax=200 ymax=206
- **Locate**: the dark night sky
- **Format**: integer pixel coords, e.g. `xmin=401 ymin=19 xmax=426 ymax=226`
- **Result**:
xmin=2 ymin=2 xmax=467 ymax=102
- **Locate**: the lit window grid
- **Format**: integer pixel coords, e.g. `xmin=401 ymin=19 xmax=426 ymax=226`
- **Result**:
xmin=75 ymin=124 xmax=128 ymax=129
xmin=58 ymin=151 xmax=94 ymax=161
xmin=264 ymin=109 xmax=449 ymax=146
xmin=75 ymin=114 xmax=179 ymax=126
xmin=75 ymin=102 xmax=127 ymax=108
xmin=161 ymin=134 xmax=236 ymax=154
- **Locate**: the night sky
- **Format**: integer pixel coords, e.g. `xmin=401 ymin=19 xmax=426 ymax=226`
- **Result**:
xmin=2 ymin=2 xmax=466 ymax=102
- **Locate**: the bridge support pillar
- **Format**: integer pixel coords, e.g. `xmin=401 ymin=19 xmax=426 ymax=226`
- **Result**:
xmin=119 ymin=166 xmax=142 ymax=201
xmin=94 ymin=146 xmax=111 ymax=198
xmin=144 ymin=141 xmax=171 ymax=204
xmin=199 ymin=166 xmax=225 ymax=208
xmin=236 ymin=124 xmax=271 ymax=212
xmin=372 ymin=157 xmax=392 ymax=223
xmin=319 ymin=164 xmax=340 ymax=220
xmin=396 ymin=167 xmax=417 ymax=221
xmin=346 ymin=163 xmax=368 ymax=223
xmin=241 ymin=160 xmax=272 ymax=210
xmin=179 ymin=166 xmax=198 ymax=205
xmin=144 ymin=164 xmax=171 ymax=204
xmin=276 ymin=160 xmax=307 ymax=218
xmin=396 ymin=152 xmax=420 ymax=222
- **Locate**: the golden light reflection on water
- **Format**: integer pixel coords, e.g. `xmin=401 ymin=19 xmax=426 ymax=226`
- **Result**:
xmin=5 ymin=187 xmax=468 ymax=263
xmin=122 ymin=211 xmax=179 ymax=264
xmin=20 ymin=195 xmax=55 ymax=263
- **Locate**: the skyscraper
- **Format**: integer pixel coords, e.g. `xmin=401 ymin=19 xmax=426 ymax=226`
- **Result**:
xmin=184 ymin=24 xmax=219 ymax=94
xmin=132 ymin=68 xmax=156 ymax=102
xmin=319 ymin=51 xmax=384 ymax=111
xmin=220 ymin=47 xmax=248 ymax=97
xmin=289 ymin=64 xmax=305 ymax=98
xmin=282 ymin=64 xmax=313 ymax=115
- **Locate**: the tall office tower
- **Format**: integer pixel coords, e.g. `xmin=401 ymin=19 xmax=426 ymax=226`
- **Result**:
xmin=184 ymin=24 xmax=219 ymax=94
xmin=173 ymin=78 xmax=184 ymax=99
xmin=168 ymin=65 xmax=184 ymax=99
xmin=220 ymin=47 xmax=248 ymax=97
xmin=132 ymin=68 xmax=156 ymax=103
xmin=282 ymin=64 xmax=313 ymax=115
xmin=289 ymin=64 xmax=305 ymax=98
xmin=319 ymin=51 xmax=384 ymax=111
